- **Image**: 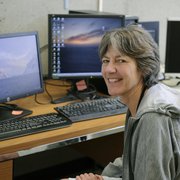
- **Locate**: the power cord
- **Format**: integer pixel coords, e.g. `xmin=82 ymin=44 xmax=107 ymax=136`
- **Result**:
xmin=34 ymin=80 xmax=71 ymax=105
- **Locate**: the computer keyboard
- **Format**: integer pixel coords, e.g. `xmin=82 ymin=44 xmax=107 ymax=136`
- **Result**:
xmin=54 ymin=97 xmax=127 ymax=122
xmin=0 ymin=112 xmax=72 ymax=141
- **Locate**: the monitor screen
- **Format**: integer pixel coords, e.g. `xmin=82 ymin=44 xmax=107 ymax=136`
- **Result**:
xmin=0 ymin=31 xmax=43 ymax=104
xmin=165 ymin=18 xmax=180 ymax=74
xmin=48 ymin=14 xmax=125 ymax=79
xmin=138 ymin=21 xmax=159 ymax=45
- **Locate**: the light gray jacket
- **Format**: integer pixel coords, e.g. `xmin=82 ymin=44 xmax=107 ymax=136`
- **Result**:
xmin=102 ymin=83 xmax=180 ymax=180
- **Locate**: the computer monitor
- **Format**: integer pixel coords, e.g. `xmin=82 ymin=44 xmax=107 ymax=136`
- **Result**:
xmin=138 ymin=21 xmax=159 ymax=45
xmin=48 ymin=14 xmax=125 ymax=102
xmin=0 ymin=31 xmax=44 ymax=121
xmin=165 ymin=18 xmax=180 ymax=77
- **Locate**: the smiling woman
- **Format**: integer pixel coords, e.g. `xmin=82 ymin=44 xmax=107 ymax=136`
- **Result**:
xmin=61 ymin=25 xmax=180 ymax=180
xmin=101 ymin=45 xmax=143 ymax=106
xmin=99 ymin=25 xmax=160 ymax=115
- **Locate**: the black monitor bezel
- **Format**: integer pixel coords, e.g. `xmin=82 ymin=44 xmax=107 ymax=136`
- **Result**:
xmin=165 ymin=19 xmax=180 ymax=74
xmin=0 ymin=31 xmax=44 ymax=104
xmin=48 ymin=14 xmax=126 ymax=80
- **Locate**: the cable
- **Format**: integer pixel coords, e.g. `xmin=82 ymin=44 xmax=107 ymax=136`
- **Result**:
xmin=34 ymin=80 xmax=71 ymax=104
xmin=34 ymin=82 xmax=54 ymax=105
xmin=73 ymin=83 xmax=99 ymax=101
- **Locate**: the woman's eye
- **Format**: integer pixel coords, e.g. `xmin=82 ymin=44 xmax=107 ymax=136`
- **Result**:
xmin=116 ymin=59 xmax=125 ymax=63
xmin=102 ymin=59 xmax=109 ymax=64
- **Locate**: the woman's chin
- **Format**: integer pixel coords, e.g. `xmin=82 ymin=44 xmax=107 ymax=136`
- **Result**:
xmin=108 ymin=90 xmax=120 ymax=96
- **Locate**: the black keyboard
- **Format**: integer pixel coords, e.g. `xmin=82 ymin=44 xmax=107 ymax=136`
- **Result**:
xmin=54 ymin=97 xmax=127 ymax=122
xmin=0 ymin=113 xmax=72 ymax=141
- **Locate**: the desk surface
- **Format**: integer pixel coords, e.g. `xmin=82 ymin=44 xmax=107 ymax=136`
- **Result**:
xmin=0 ymin=80 xmax=126 ymax=161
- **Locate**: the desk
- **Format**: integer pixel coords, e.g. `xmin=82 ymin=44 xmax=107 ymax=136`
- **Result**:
xmin=0 ymin=80 xmax=126 ymax=180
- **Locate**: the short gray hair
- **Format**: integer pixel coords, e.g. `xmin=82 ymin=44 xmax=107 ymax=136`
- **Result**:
xmin=99 ymin=25 xmax=160 ymax=88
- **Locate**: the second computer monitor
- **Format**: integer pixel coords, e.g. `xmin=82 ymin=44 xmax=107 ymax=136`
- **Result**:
xmin=48 ymin=14 xmax=125 ymax=80
xmin=0 ymin=31 xmax=43 ymax=120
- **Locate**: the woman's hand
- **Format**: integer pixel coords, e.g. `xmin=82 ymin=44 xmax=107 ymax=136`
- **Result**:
xmin=76 ymin=173 xmax=103 ymax=180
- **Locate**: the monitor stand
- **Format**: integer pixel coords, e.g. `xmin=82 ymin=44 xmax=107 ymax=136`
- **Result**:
xmin=0 ymin=104 xmax=32 ymax=122
xmin=51 ymin=79 xmax=108 ymax=104
xmin=51 ymin=89 xmax=78 ymax=104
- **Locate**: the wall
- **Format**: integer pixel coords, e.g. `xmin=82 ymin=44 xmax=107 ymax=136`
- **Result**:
xmin=1 ymin=0 xmax=180 ymax=76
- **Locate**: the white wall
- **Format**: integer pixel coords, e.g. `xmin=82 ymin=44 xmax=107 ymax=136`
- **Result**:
xmin=1 ymin=0 xmax=180 ymax=75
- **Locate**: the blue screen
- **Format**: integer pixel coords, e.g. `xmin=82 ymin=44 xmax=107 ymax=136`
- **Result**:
xmin=0 ymin=32 xmax=43 ymax=103
xmin=48 ymin=15 xmax=124 ymax=79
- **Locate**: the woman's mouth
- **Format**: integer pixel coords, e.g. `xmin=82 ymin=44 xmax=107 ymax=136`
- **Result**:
xmin=108 ymin=78 xmax=122 ymax=83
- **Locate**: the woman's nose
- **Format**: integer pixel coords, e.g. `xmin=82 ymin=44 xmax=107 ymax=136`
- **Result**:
xmin=106 ymin=62 xmax=117 ymax=73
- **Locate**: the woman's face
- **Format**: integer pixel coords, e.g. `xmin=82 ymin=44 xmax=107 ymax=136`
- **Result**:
xmin=101 ymin=45 xmax=143 ymax=98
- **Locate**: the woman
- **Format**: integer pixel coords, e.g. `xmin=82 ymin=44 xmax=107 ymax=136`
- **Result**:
xmin=66 ymin=25 xmax=180 ymax=180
